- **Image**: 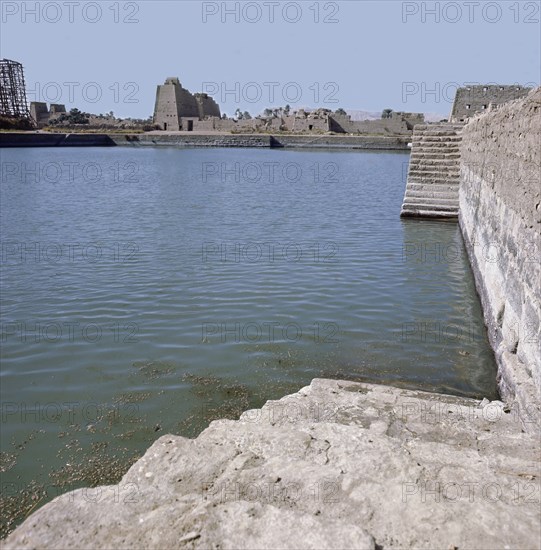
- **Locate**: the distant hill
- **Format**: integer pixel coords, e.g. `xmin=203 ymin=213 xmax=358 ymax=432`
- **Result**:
xmin=423 ymin=112 xmax=449 ymax=123
xmin=346 ymin=110 xmax=381 ymax=121
xmin=346 ymin=110 xmax=448 ymax=123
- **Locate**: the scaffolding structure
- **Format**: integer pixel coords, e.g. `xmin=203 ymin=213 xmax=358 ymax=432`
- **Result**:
xmin=0 ymin=58 xmax=31 ymax=120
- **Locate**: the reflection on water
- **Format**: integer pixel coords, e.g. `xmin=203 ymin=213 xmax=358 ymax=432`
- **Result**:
xmin=0 ymin=146 xmax=496 ymax=535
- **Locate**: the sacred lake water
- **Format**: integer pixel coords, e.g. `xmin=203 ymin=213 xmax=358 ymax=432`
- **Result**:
xmin=0 ymin=146 xmax=497 ymax=532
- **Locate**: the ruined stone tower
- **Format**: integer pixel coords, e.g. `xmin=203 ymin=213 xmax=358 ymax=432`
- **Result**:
xmin=194 ymin=93 xmax=221 ymax=119
xmin=153 ymin=77 xmax=220 ymax=131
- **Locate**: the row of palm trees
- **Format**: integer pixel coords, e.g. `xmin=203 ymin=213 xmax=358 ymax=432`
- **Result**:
xmin=233 ymin=106 xmax=351 ymax=120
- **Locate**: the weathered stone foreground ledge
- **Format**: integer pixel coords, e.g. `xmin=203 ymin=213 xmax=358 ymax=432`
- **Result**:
xmin=5 ymin=379 xmax=540 ymax=550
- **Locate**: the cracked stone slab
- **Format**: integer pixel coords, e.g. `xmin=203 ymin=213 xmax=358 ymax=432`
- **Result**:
xmin=4 ymin=379 xmax=540 ymax=550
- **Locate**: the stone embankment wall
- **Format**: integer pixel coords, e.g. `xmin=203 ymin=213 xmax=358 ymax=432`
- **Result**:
xmin=114 ymin=133 xmax=273 ymax=148
xmin=329 ymin=113 xmax=421 ymax=135
xmin=0 ymin=133 xmax=410 ymax=150
xmin=113 ymin=133 xmax=410 ymax=150
xmin=270 ymin=134 xmax=409 ymax=149
xmin=459 ymin=88 xmax=541 ymax=432
xmin=0 ymin=133 xmax=116 ymax=147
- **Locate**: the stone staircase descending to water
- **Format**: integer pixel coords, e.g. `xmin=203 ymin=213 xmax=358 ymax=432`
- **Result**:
xmin=401 ymin=124 xmax=464 ymax=218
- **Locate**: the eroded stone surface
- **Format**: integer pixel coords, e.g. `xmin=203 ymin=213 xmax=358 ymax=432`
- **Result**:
xmin=459 ymin=87 xmax=541 ymax=433
xmin=4 ymin=379 xmax=540 ymax=550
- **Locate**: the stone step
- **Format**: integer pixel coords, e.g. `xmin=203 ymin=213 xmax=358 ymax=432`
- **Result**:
xmin=408 ymin=176 xmax=460 ymax=183
xmin=405 ymin=183 xmax=459 ymax=191
xmin=409 ymin=160 xmax=460 ymax=167
xmin=412 ymin=144 xmax=460 ymax=152
xmin=409 ymin=162 xmax=459 ymax=168
xmin=410 ymin=157 xmax=459 ymax=163
xmin=410 ymin=149 xmax=461 ymax=155
xmin=410 ymin=155 xmax=460 ymax=159
xmin=410 ymin=151 xmax=461 ymax=158
xmin=409 ymin=170 xmax=460 ymax=176
xmin=410 ymin=159 xmax=460 ymax=164
xmin=252 ymin=379 xmax=538 ymax=459
xmin=411 ymin=148 xmax=461 ymax=153
xmin=402 ymin=196 xmax=459 ymax=205
xmin=400 ymin=206 xmax=459 ymax=218
xmin=408 ymin=172 xmax=460 ymax=179
xmin=4 ymin=379 xmax=540 ymax=550
xmin=407 ymin=175 xmax=460 ymax=184
xmin=404 ymin=191 xmax=459 ymax=200
xmin=414 ymin=137 xmax=461 ymax=140
xmin=401 ymin=202 xmax=459 ymax=213
xmin=412 ymin=140 xmax=460 ymax=144
xmin=412 ymin=136 xmax=462 ymax=142
xmin=409 ymin=164 xmax=460 ymax=170
xmin=412 ymin=137 xmax=461 ymax=142
xmin=403 ymin=201 xmax=459 ymax=210
xmin=413 ymin=123 xmax=464 ymax=129
xmin=408 ymin=183 xmax=459 ymax=190
xmin=410 ymin=148 xmax=460 ymax=154
xmin=409 ymin=164 xmax=460 ymax=171
xmin=408 ymin=169 xmax=460 ymax=177
xmin=413 ymin=130 xmax=463 ymax=136
xmin=404 ymin=189 xmax=458 ymax=202
xmin=412 ymin=136 xmax=460 ymax=139
xmin=406 ymin=183 xmax=460 ymax=193
xmin=408 ymin=174 xmax=460 ymax=180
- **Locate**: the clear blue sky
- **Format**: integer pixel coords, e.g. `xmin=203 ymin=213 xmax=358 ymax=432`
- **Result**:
xmin=2 ymin=1 xmax=540 ymax=118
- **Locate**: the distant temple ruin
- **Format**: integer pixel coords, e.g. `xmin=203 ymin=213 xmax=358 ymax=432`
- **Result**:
xmin=0 ymin=59 xmax=70 ymax=129
xmin=449 ymin=85 xmax=531 ymax=122
xmin=153 ymin=77 xmax=221 ymax=131
xmin=30 ymin=102 xmax=66 ymax=127
xmin=152 ymin=76 xmax=425 ymax=134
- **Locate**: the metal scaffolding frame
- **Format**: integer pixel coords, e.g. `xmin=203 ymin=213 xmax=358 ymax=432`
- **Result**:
xmin=0 ymin=58 xmax=31 ymax=119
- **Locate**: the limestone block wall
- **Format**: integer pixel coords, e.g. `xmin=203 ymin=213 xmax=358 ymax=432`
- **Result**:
xmin=265 ymin=118 xmax=284 ymax=131
xmin=49 ymin=104 xmax=66 ymax=115
xmin=287 ymin=117 xmax=329 ymax=132
xmin=193 ymin=119 xmax=216 ymax=131
xmin=450 ymin=85 xmax=531 ymax=122
xmin=328 ymin=115 xmax=411 ymax=135
xmin=459 ymin=87 xmax=541 ymax=431
xmin=211 ymin=118 xmax=231 ymax=131
xmin=29 ymin=102 xmax=66 ymax=128
xmin=194 ymin=93 xmax=221 ymax=118
xmin=174 ymin=88 xmax=200 ymax=125
xmin=356 ymin=119 xmax=410 ymax=134
xmin=29 ymin=102 xmax=49 ymax=127
xmin=399 ymin=112 xmax=425 ymax=130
